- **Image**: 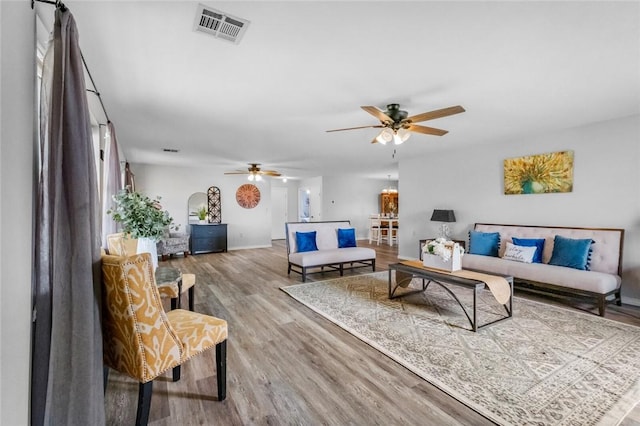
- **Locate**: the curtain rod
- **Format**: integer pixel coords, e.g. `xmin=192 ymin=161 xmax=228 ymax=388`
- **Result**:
xmin=32 ymin=0 xmax=66 ymax=12
xmin=32 ymin=0 xmax=111 ymax=124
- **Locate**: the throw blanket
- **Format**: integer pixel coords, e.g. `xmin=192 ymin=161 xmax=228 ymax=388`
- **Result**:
xmin=399 ymin=260 xmax=511 ymax=305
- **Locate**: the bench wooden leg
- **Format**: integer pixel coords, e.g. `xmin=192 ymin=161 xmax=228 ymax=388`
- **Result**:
xmin=598 ymin=295 xmax=606 ymax=316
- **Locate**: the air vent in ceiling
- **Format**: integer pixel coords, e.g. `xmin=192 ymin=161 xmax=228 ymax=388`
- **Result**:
xmin=162 ymin=148 xmax=179 ymax=153
xmin=193 ymin=4 xmax=250 ymax=44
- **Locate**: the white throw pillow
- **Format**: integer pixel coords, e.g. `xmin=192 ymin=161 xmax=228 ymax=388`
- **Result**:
xmin=502 ymin=242 xmax=537 ymax=264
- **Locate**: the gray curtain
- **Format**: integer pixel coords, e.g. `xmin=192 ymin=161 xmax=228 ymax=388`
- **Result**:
xmin=101 ymin=122 xmax=122 ymax=248
xmin=32 ymin=8 xmax=105 ymax=425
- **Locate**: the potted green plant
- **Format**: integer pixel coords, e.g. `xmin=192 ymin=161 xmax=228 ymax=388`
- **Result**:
xmin=196 ymin=206 xmax=207 ymax=223
xmin=107 ymin=188 xmax=175 ymax=268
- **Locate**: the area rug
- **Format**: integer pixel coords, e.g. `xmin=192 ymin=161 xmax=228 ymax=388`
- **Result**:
xmin=281 ymin=272 xmax=640 ymax=426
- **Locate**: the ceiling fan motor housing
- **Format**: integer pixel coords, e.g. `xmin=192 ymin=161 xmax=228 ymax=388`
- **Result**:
xmin=384 ymin=104 xmax=409 ymax=123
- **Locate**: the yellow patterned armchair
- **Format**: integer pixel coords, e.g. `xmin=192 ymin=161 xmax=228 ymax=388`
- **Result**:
xmin=101 ymin=253 xmax=227 ymax=426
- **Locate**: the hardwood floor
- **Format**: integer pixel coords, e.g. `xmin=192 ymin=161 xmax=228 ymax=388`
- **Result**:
xmin=104 ymin=240 xmax=640 ymax=425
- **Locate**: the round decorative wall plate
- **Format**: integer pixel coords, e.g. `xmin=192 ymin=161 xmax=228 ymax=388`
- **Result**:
xmin=236 ymin=184 xmax=261 ymax=209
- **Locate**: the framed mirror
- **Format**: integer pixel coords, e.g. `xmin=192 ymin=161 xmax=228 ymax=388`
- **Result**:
xmin=188 ymin=192 xmax=208 ymax=223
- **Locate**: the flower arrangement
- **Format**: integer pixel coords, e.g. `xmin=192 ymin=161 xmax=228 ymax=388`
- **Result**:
xmin=107 ymin=188 xmax=175 ymax=241
xmin=423 ymin=238 xmax=465 ymax=261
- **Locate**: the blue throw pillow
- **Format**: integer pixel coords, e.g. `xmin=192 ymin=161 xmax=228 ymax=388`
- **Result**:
xmin=468 ymin=231 xmax=500 ymax=257
xmin=337 ymin=228 xmax=357 ymax=248
xmin=548 ymin=235 xmax=594 ymax=270
xmin=296 ymin=231 xmax=318 ymax=253
xmin=512 ymin=237 xmax=545 ymax=263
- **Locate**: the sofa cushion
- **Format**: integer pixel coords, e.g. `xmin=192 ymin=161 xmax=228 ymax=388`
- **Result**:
xmin=502 ymin=242 xmax=537 ymax=263
xmin=296 ymin=231 xmax=318 ymax=253
xmin=512 ymin=237 xmax=545 ymax=263
xmin=289 ymin=247 xmax=376 ymax=267
xmin=337 ymin=228 xmax=357 ymax=248
xmin=469 ymin=231 xmax=500 ymax=257
xmin=462 ymin=254 xmax=620 ymax=294
xmin=549 ymin=235 xmax=594 ymax=271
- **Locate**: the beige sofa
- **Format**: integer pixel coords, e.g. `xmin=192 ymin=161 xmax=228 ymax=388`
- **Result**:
xmin=462 ymin=223 xmax=624 ymax=316
xmin=286 ymin=221 xmax=376 ymax=282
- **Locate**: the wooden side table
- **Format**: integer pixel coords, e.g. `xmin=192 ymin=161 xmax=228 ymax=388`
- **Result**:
xmin=419 ymin=238 xmax=466 ymax=260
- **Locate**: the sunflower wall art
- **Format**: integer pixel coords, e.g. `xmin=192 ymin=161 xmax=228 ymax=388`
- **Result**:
xmin=503 ymin=150 xmax=574 ymax=195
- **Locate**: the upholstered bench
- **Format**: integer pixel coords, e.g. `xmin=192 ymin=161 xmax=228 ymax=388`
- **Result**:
xmin=286 ymin=221 xmax=376 ymax=282
xmin=461 ymin=223 xmax=624 ymax=316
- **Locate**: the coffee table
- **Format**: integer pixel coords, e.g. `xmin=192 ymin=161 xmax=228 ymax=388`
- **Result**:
xmin=388 ymin=262 xmax=513 ymax=331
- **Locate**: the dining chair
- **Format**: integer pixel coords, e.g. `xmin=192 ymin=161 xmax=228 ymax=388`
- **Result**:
xmin=369 ymin=216 xmax=382 ymax=245
xmin=106 ymin=232 xmax=196 ymax=311
xmin=101 ymin=253 xmax=227 ymax=426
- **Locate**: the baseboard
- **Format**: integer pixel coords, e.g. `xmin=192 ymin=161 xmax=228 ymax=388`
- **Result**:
xmin=227 ymin=244 xmax=273 ymax=251
xmin=622 ymin=296 xmax=640 ymax=307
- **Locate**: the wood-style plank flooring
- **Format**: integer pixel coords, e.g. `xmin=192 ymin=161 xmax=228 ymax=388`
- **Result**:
xmin=104 ymin=240 xmax=640 ymax=425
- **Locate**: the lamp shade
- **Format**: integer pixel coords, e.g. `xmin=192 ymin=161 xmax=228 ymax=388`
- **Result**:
xmin=430 ymin=209 xmax=456 ymax=223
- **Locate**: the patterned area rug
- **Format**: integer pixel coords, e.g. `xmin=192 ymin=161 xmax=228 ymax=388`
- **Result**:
xmin=281 ymin=272 xmax=640 ymax=425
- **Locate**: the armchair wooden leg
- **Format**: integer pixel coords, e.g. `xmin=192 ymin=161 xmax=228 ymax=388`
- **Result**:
xmin=188 ymin=286 xmax=195 ymax=311
xmin=216 ymin=340 xmax=227 ymax=401
xmin=103 ymin=366 xmax=109 ymax=394
xmin=170 ymin=297 xmax=177 ymax=310
xmin=172 ymin=365 xmax=181 ymax=382
xmin=136 ymin=381 xmax=153 ymax=426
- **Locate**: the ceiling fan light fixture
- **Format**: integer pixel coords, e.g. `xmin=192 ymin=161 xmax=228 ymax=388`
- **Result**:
xmin=247 ymin=174 xmax=255 ymax=181
xmin=376 ymin=128 xmax=394 ymax=144
xmin=255 ymin=174 xmax=263 ymax=181
xmin=393 ymin=128 xmax=411 ymax=145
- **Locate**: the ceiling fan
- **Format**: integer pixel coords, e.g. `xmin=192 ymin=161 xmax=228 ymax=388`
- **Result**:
xmin=224 ymin=163 xmax=282 ymax=181
xmin=326 ymin=103 xmax=465 ymax=144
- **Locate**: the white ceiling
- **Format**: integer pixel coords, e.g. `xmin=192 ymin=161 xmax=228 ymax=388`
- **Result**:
xmin=36 ymin=1 xmax=640 ymax=180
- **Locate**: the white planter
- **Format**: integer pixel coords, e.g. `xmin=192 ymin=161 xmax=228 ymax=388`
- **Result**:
xmin=136 ymin=237 xmax=159 ymax=270
xmin=423 ymin=243 xmax=462 ymax=272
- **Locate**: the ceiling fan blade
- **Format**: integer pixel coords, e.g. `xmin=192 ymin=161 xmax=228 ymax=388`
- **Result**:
xmin=408 ymin=124 xmax=449 ymax=136
xmin=326 ymin=125 xmax=384 ymax=132
xmin=361 ymin=106 xmax=393 ymax=123
xmin=224 ymin=171 xmax=249 ymax=175
xmin=405 ymin=105 xmax=465 ymax=123
xmin=259 ymin=170 xmax=281 ymax=176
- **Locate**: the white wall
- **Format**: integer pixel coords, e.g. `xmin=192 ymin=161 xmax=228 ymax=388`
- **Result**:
xmin=322 ymin=176 xmax=390 ymax=239
xmin=132 ymin=164 xmax=272 ymax=249
xmin=399 ymin=115 xmax=640 ymax=303
xmin=0 ymin=2 xmax=34 ymax=424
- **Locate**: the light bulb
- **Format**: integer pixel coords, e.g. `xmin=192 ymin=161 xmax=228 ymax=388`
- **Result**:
xmin=397 ymin=128 xmax=411 ymax=143
xmin=376 ymin=128 xmax=394 ymax=145
xmin=283 ymin=177 xmax=287 ymax=183
xmin=256 ymin=174 xmax=262 ymax=181
xmin=248 ymin=174 xmax=254 ymax=181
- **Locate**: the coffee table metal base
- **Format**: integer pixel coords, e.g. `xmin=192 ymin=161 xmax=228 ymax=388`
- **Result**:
xmin=388 ymin=263 xmax=513 ymax=332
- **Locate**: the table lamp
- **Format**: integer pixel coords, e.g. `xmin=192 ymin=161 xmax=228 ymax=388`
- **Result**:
xmin=430 ymin=209 xmax=456 ymax=239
